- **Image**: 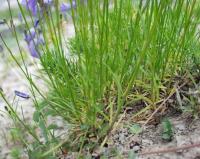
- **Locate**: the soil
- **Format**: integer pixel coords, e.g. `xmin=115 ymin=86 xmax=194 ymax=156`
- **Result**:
xmin=88 ymin=78 xmax=200 ymax=159
xmin=98 ymin=112 xmax=200 ymax=159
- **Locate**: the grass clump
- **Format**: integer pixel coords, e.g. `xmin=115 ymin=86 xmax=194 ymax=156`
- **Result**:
xmin=0 ymin=0 xmax=200 ymax=157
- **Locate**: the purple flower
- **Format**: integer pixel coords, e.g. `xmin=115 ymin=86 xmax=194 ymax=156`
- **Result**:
xmin=20 ymin=0 xmax=27 ymax=6
xmin=37 ymin=34 xmax=45 ymax=45
xmin=24 ymin=27 xmax=44 ymax=58
xmin=14 ymin=90 xmax=30 ymax=99
xmin=18 ymin=13 xmax=23 ymax=22
xmin=43 ymin=0 xmax=53 ymax=5
xmin=28 ymin=35 xmax=44 ymax=58
xmin=22 ymin=7 xmax=44 ymax=59
xmin=24 ymin=28 xmax=36 ymax=43
xmin=21 ymin=0 xmax=38 ymax=16
xmin=60 ymin=1 xmax=76 ymax=13
xmin=34 ymin=19 xmax=40 ymax=28
xmin=21 ymin=0 xmax=53 ymax=16
xmin=60 ymin=3 xmax=70 ymax=13
xmin=28 ymin=40 xmax=40 ymax=58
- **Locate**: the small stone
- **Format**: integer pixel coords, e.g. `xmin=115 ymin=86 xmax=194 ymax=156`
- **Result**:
xmin=142 ymin=139 xmax=153 ymax=146
xmin=132 ymin=146 xmax=140 ymax=152
xmin=176 ymin=135 xmax=190 ymax=147
xmin=175 ymin=123 xmax=186 ymax=131
xmin=119 ymin=134 xmax=125 ymax=144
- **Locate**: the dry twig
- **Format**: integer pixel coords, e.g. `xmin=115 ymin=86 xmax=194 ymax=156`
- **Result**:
xmin=142 ymin=80 xmax=188 ymax=128
xmin=140 ymin=142 xmax=200 ymax=155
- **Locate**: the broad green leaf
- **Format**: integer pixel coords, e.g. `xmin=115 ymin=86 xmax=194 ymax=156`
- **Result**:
xmin=129 ymin=124 xmax=142 ymax=135
xmin=33 ymin=111 xmax=40 ymax=122
xmin=162 ymin=118 xmax=173 ymax=141
xmin=128 ymin=151 xmax=137 ymax=159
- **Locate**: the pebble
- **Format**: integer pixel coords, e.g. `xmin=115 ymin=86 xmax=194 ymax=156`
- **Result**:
xmin=142 ymin=139 xmax=153 ymax=146
xmin=175 ymin=123 xmax=186 ymax=131
xmin=132 ymin=145 xmax=140 ymax=152
xmin=176 ymin=135 xmax=191 ymax=147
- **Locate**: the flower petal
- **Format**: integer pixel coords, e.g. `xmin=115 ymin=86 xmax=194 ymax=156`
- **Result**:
xmin=14 ymin=90 xmax=30 ymax=99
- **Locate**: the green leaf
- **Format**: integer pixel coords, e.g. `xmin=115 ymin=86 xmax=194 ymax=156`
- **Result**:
xmin=162 ymin=133 xmax=171 ymax=140
xmin=39 ymin=120 xmax=49 ymax=142
xmin=10 ymin=148 xmax=21 ymax=159
xmin=33 ymin=111 xmax=40 ymax=123
xmin=47 ymin=124 xmax=58 ymax=130
xmin=129 ymin=124 xmax=142 ymax=135
xmin=161 ymin=118 xmax=173 ymax=141
xmin=128 ymin=151 xmax=137 ymax=159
